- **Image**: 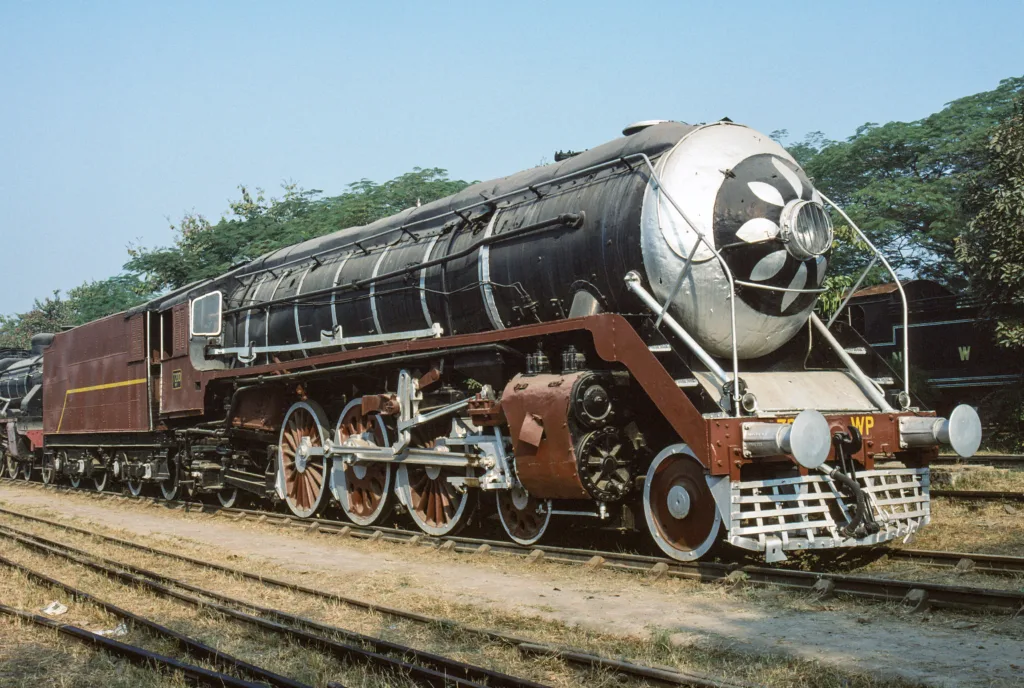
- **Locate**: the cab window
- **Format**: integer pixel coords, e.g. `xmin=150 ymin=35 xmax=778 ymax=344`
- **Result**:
xmin=190 ymin=292 xmax=223 ymax=337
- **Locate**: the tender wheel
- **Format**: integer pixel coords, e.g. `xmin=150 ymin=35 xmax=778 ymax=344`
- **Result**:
xmin=643 ymin=445 xmax=722 ymax=561
xmin=497 ymin=486 xmax=551 ymax=546
xmin=116 ymin=452 xmax=143 ymax=497
xmin=331 ymin=399 xmax=393 ymax=526
xmin=4 ymin=453 xmax=17 ymax=479
xmin=277 ymin=400 xmax=330 ymax=518
xmin=93 ymin=466 xmax=108 ymax=493
xmin=216 ymin=488 xmax=238 ymax=508
xmin=40 ymin=455 xmax=55 ymax=485
xmin=21 ymin=460 xmax=32 ymax=482
xmin=69 ymin=473 xmax=81 ymax=488
xmin=160 ymin=452 xmax=183 ymax=501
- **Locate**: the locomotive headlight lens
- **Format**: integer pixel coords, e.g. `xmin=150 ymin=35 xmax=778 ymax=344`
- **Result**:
xmin=780 ymin=200 xmax=833 ymax=259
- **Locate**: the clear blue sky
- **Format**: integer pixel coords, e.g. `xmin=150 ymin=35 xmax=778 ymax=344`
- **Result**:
xmin=1 ymin=1 xmax=1021 ymax=315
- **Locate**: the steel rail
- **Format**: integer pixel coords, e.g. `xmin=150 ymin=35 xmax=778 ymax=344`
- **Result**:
xmin=0 ymin=602 xmax=267 ymax=688
xmin=0 ymin=552 xmax=309 ymax=688
xmin=6 ymin=480 xmax=1024 ymax=586
xmin=8 ymin=480 xmax=1024 ymax=616
xmin=0 ymin=504 xmax=747 ymax=688
xmin=885 ymin=548 xmax=1024 ymax=576
xmin=931 ymin=454 xmax=1024 ymax=468
xmin=0 ymin=522 xmax=514 ymax=688
xmin=931 ymin=489 xmax=1024 ymax=502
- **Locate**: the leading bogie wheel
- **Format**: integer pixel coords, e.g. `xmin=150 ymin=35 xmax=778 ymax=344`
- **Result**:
xmin=277 ymin=400 xmax=331 ymax=518
xmin=643 ymin=445 xmax=722 ymax=561
xmin=331 ymin=399 xmax=394 ymax=526
xmin=496 ymin=486 xmax=552 ymax=546
xmin=4 ymin=453 xmax=17 ymax=479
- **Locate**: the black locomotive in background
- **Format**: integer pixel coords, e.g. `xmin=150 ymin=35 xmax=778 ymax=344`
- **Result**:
xmin=839 ymin=279 xmax=1024 ymax=422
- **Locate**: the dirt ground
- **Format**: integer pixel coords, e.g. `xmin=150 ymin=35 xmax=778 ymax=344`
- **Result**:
xmin=0 ymin=483 xmax=1021 ymax=687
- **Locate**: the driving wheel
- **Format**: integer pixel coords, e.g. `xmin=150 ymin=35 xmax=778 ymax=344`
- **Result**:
xmin=277 ymin=400 xmax=330 ymax=518
xmin=331 ymin=399 xmax=393 ymax=526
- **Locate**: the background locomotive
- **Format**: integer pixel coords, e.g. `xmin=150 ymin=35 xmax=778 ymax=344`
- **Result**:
xmin=0 ymin=336 xmax=50 ymax=481
xmin=5 ymin=120 xmax=983 ymax=562
xmin=840 ymin=279 xmax=1024 ymax=416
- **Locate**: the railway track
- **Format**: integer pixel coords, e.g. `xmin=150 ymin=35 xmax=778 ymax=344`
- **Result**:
xmin=0 ymin=522 xmax=550 ymax=688
xmin=886 ymin=548 xmax=1024 ymax=576
xmin=0 ymin=552 xmax=306 ymax=687
xmin=1 ymin=480 xmax=1023 ymax=618
xmin=931 ymin=489 xmax=1024 ymax=502
xmin=0 ymin=602 xmax=269 ymax=688
xmin=932 ymin=454 xmax=1024 ymax=468
xmin=0 ymin=498 xmax=743 ymax=688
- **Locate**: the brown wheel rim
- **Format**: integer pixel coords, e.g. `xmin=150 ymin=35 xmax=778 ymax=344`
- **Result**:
xmin=399 ymin=431 xmax=473 ymax=537
xmin=497 ymin=487 xmax=551 ymax=546
xmin=278 ymin=401 xmax=329 ymax=518
xmin=643 ymin=447 xmax=721 ymax=561
xmin=333 ymin=399 xmax=392 ymax=526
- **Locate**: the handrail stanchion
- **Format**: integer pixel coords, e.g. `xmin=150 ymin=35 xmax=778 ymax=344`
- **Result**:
xmin=818 ymin=193 xmax=910 ymax=401
xmin=826 ymin=255 xmax=878 ymax=328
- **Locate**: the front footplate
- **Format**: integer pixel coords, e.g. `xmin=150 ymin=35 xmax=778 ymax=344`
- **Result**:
xmin=723 ymin=467 xmax=930 ymax=561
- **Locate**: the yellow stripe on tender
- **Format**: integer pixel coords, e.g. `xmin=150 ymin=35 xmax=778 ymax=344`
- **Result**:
xmin=56 ymin=378 xmax=147 ymax=433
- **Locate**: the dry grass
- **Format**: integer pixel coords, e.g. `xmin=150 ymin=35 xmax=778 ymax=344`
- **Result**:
xmin=0 ymin=498 xmax=930 ymax=688
xmin=0 ymin=565 xmax=193 ymax=688
xmin=0 ymin=535 xmax=483 ymax=688
xmin=907 ymin=496 xmax=1024 ymax=556
xmin=932 ymin=465 xmax=1024 ymax=492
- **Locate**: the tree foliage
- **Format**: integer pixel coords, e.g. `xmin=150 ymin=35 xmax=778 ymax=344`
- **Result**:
xmin=0 ymin=292 xmax=73 ymax=349
xmin=126 ymin=168 xmax=471 ymax=293
xmin=0 ymin=167 xmax=471 ymax=347
xmin=956 ymin=96 xmax=1024 ymax=348
xmin=782 ymin=76 xmax=1024 ymax=286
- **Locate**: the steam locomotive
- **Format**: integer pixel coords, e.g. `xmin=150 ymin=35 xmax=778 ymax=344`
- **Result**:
xmin=0 ymin=337 xmax=48 ymax=481
xmin=2 ymin=120 xmax=981 ymax=562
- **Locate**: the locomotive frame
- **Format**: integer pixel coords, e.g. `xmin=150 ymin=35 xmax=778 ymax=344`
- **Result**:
xmin=5 ymin=120 xmax=983 ymax=563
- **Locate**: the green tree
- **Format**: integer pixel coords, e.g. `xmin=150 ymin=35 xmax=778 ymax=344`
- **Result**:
xmin=802 ymin=76 xmax=1024 ymax=286
xmin=0 ymin=292 xmax=73 ymax=349
xmin=66 ymin=274 xmax=156 ymax=325
xmin=956 ymin=96 xmax=1024 ymax=348
xmin=127 ymin=168 xmax=470 ymax=292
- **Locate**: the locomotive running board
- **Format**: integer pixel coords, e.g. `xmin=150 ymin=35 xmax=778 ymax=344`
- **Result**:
xmin=210 ymin=323 xmax=444 ymax=364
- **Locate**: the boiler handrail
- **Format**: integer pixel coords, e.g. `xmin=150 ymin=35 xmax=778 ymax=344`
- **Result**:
xmin=818 ymin=193 xmax=910 ymax=402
